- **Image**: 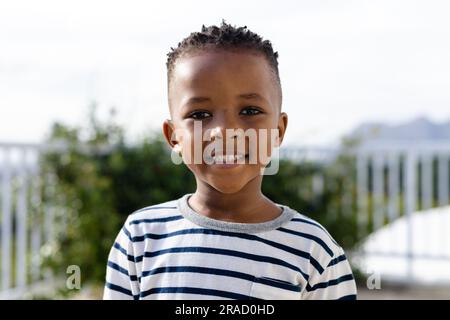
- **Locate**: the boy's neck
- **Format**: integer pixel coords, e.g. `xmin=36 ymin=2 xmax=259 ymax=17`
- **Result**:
xmin=188 ymin=176 xmax=282 ymax=223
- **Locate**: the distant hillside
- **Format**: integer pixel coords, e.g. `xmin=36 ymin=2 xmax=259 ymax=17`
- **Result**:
xmin=348 ymin=117 xmax=450 ymax=142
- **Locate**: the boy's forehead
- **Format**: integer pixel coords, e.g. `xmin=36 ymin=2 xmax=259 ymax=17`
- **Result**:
xmin=169 ymin=50 xmax=278 ymax=111
xmin=175 ymin=50 xmax=266 ymax=75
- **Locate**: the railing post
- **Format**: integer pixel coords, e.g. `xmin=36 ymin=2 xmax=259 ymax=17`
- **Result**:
xmin=373 ymin=153 xmax=385 ymax=231
xmin=311 ymin=174 xmax=324 ymax=197
xmin=357 ymin=152 xmax=368 ymax=239
xmin=30 ymin=161 xmax=42 ymax=283
xmin=44 ymin=172 xmax=56 ymax=269
xmin=16 ymin=148 xmax=28 ymax=290
xmin=1 ymin=148 xmax=12 ymax=291
xmin=438 ymin=154 xmax=449 ymax=207
xmin=421 ymin=153 xmax=433 ymax=210
xmin=404 ymin=150 xmax=417 ymax=279
xmin=387 ymin=152 xmax=399 ymax=223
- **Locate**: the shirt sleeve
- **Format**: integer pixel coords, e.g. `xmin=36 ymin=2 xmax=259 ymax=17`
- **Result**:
xmin=103 ymin=221 xmax=140 ymax=300
xmin=301 ymin=246 xmax=357 ymax=300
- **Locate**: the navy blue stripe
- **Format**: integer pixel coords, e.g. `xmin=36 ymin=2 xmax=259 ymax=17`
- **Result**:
xmin=105 ymin=282 xmax=139 ymax=300
xmin=306 ymin=274 xmax=354 ymax=292
xmin=328 ymin=254 xmax=347 ymax=267
xmin=139 ymin=266 xmax=301 ymax=292
xmin=253 ymin=277 xmax=302 ymax=292
xmin=128 ymin=228 xmax=324 ymax=273
xmin=122 ymin=226 xmax=132 ymax=240
xmin=113 ymin=242 xmax=127 ymax=256
xmin=338 ymin=294 xmax=357 ymax=300
xmin=133 ymin=206 xmax=177 ymax=214
xmin=113 ymin=242 xmax=135 ymax=261
xmin=139 ymin=286 xmax=259 ymax=300
xmin=132 ymin=246 xmax=310 ymax=282
xmin=291 ymin=217 xmax=338 ymax=245
xmin=129 ymin=215 xmax=183 ymax=225
xmin=277 ymin=227 xmax=334 ymax=257
xmin=107 ymin=261 xmax=138 ymax=282
xmin=107 ymin=261 xmax=128 ymax=276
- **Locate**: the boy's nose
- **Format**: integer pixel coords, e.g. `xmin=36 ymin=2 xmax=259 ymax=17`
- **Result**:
xmin=211 ymin=110 xmax=242 ymax=134
xmin=209 ymin=112 xmax=240 ymax=139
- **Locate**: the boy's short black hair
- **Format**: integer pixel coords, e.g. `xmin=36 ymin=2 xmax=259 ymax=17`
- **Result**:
xmin=166 ymin=19 xmax=282 ymax=103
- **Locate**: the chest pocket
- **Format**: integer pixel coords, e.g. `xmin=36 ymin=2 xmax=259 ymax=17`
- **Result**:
xmin=249 ymin=276 xmax=302 ymax=300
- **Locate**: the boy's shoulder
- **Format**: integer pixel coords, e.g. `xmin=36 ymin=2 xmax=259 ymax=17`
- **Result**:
xmin=278 ymin=205 xmax=344 ymax=259
xmin=126 ymin=198 xmax=180 ymax=223
xmin=283 ymin=208 xmax=339 ymax=244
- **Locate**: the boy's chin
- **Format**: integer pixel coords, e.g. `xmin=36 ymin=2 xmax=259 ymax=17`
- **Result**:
xmin=208 ymin=180 xmax=249 ymax=195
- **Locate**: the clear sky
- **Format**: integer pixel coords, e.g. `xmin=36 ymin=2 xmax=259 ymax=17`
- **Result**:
xmin=1 ymin=0 xmax=449 ymax=147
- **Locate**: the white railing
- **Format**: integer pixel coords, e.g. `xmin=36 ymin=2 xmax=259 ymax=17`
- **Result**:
xmin=283 ymin=141 xmax=450 ymax=283
xmin=0 ymin=142 xmax=58 ymax=299
xmin=0 ymin=140 xmax=116 ymax=299
xmin=355 ymin=141 xmax=450 ymax=281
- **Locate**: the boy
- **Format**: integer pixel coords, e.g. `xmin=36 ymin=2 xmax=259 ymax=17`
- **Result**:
xmin=104 ymin=20 xmax=357 ymax=300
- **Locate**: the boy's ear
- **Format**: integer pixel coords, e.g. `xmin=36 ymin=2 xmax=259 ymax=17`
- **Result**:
xmin=275 ymin=112 xmax=288 ymax=147
xmin=162 ymin=119 xmax=180 ymax=150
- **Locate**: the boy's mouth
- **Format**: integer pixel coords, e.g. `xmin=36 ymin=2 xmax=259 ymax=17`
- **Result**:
xmin=205 ymin=153 xmax=249 ymax=164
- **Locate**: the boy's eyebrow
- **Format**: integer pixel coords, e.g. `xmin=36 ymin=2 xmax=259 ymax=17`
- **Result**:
xmin=184 ymin=96 xmax=211 ymax=105
xmin=183 ymin=93 xmax=267 ymax=106
xmin=238 ymin=93 xmax=266 ymax=102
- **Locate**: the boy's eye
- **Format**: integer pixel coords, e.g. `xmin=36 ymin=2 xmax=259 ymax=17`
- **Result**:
xmin=188 ymin=111 xmax=212 ymax=120
xmin=240 ymin=107 xmax=262 ymax=116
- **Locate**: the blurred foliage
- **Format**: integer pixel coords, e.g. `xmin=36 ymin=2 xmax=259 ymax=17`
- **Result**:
xmin=40 ymin=103 xmax=363 ymax=291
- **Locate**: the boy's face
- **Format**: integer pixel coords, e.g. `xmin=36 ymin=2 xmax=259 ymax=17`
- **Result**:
xmin=163 ymin=49 xmax=288 ymax=194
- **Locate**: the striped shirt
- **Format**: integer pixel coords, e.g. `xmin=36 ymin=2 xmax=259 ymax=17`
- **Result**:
xmin=103 ymin=193 xmax=357 ymax=300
